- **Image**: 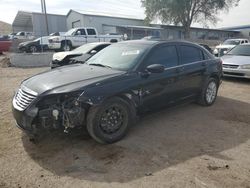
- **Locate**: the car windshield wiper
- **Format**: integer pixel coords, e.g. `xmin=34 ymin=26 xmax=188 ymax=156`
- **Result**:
xmin=89 ymin=63 xmax=112 ymax=69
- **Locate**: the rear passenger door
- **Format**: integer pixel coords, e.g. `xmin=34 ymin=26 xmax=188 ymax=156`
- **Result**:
xmin=177 ymin=45 xmax=207 ymax=98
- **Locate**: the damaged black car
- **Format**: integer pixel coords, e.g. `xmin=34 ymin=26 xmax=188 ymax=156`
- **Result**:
xmin=12 ymin=40 xmax=222 ymax=144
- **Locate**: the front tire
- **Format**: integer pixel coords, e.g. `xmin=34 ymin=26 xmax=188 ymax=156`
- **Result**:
xmin=197 ymin=77 xmax=218 ymax=106
xmin=61 ymin=41 xmax=72 ymax=51
xmin=86 ymin=97 xmax=133 ymax=144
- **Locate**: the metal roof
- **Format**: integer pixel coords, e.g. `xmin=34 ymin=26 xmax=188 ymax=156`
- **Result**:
xmin=221 ymin=25 xmax=250 ymax=31
xmin=12 ymin=11 xmax=66 ymax=27
xmin=12 ymin=11 xmax=33 ymax=27
xmin=68 ymin=9 xmax=144 ymax=21
xmin=104 ymin=24 xmax=162 ymax=30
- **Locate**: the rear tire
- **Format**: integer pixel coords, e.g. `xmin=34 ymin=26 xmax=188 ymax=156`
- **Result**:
xmin=29 ymin=45 xmax=38 ymax=53
xmin=86 ymin=97 xmax=134 ymax=144
xmin=197 ymin=77 xmax=218 ymax=106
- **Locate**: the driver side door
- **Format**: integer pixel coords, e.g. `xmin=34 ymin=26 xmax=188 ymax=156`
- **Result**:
xmin=138 ymin=44 xmax=180 ymax=110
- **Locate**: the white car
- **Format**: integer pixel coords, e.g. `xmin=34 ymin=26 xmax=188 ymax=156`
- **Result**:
xmin=221 ymin=44 xmax=250 ymax=79
xmin=14 ymin=31 xmax=35 ymax=40
xmin=214 ymin=39 xmax=249 ymax=57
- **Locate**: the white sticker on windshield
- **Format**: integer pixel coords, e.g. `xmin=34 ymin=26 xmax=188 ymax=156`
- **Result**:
xmin=122 ymin=50 xmax=140 ymax=56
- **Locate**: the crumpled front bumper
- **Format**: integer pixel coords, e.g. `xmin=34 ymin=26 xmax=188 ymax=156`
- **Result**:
xmin=12 ymin=103 xmax=39 ymax=134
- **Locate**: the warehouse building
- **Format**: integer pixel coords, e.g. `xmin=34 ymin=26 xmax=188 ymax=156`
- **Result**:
xmin=221 ymin=25 xmax=250 ymax=39
xmin=12 ymin=11 xmax=67 ymax=37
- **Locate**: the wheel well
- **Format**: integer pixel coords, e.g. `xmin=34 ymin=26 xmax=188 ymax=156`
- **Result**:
xmin=61 ymin=40 xmax=72 ymax=46
xmin=110 ymin=39 xmax=118 ymax=43
xmin=210 ymin=74 xmax=220 ymax=85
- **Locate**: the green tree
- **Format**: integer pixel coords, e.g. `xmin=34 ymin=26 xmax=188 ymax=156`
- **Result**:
xmin=142 ymin=0 xmax=240 ymax=38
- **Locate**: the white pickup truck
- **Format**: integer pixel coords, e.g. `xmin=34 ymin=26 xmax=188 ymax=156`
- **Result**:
xmin=48 ymin=27 xmax=123 ymax=51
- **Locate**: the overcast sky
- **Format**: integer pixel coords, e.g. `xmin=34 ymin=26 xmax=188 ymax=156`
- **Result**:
xmin=0 ymin=0 xmax=249 ymax=28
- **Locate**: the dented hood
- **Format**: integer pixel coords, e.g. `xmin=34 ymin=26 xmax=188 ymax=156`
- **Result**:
xmin=22 ymin=64 xmax=124 ymax=95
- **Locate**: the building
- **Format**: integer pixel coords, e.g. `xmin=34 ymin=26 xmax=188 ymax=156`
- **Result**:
xmin=12 ymin=9 xmax=242 ymax=41
xmin=221 ymin=25 xmax=250 ymax=39
xmin=158 ymin=25 xmax=240 ymax=41
xmin=12 ymin=11 xmax=67 ymax=37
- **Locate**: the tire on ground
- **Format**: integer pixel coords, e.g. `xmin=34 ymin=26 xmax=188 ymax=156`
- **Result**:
xmin=197 ymin=77 xmax=219 ymax=106
xmin=86 ymin=97 xmax=134 ymax=144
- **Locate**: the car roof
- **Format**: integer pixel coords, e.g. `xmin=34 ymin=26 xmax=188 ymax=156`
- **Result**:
xmin=119 ymin=40 xmax=203 ymax=48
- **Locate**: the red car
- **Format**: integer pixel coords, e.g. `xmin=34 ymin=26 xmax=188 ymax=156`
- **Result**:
xmin=0 ymin=40 xmax=12 ymax=53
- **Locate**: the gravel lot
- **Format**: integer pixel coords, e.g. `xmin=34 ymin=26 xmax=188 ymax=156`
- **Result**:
xmin=0 ymin=66 xmax=250 ymax=188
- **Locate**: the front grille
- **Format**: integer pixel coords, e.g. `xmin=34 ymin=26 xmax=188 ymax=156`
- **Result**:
xmin=13 ymin=86 xmax=38 ymax=111
xmin=223 ymin=64 xmax=239 ymax=69
xmin=223 ymin=72 xmax=245 ymax=77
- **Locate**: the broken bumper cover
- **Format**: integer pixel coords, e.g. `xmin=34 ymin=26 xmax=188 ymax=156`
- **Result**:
xmin=12 ymin=104 xmax=38 ymax=134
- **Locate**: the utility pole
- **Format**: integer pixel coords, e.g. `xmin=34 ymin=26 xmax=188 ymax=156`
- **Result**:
xmin=41 ymin=0 xmax=49 ymax=36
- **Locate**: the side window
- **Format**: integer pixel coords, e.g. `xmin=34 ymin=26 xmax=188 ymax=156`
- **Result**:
xmin=76 ymin=29 xmax=86 ymax=36
xmin=180 ymin=45 xmax=203 ymax=64
xmin=245 ymin=40 xmax=248 ymax=44
xmin=146 ymin=45 xmax=178 ymax=68
xmin=87 ymin=29 xmax=97 ymax=36
xmin=241 ymin=40 xmax=244 ymax=44
xmin=20 ymin=32 xmax=25 ymax=36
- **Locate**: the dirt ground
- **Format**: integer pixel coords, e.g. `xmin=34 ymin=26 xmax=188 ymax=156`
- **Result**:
xmin=0 ymin=66 xmax=250 ymax=188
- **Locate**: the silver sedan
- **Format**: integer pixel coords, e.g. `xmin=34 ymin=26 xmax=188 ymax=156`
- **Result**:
xmin=221 ymin=44 xmax=250 ymax=79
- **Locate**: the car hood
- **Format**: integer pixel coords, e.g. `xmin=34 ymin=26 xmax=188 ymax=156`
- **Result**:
xmin=215 ymin=45 xmax=235 ymax=49
xmin=22 ymin=64 xmax=124 ymax=95
xmin=221 ymin=55 xmax=250 ymax=65
xmin=53 ymin=51 xmax=83 ymax=61
xmin=19 ymin=41 xmax=33 ymax=46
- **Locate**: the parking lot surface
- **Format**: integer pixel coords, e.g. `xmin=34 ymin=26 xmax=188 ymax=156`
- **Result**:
xmin=0 ymin=66 xmax=250 ymax=188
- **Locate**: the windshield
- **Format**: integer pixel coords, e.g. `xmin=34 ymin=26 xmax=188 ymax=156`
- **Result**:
xmin=223 ymin=40 xmax=241 ymax=45
xmin=34 ymin=38 xmax=41 ymax=42
xmin=227 ymin=45 xmax=250 ymax=56
xmin=64 ymin=29 xmax=76 ymax=36
xmin=87 ymin=43 xmax=150 ymax=71
xmin=73 ymin=43 xmax=100 ymax=54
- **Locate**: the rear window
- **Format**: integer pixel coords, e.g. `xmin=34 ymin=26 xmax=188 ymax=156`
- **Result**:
xmin=180 ymin=45 xmax=203 ymax=64
xmin=87 ymin=29 xmax=97 ymax=36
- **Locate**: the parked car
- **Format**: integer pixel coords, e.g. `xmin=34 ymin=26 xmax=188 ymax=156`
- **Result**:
xmin=48 ymin=27 xmax=122 ymax=51
xmin=12 ymin=40 xmax=222 ymax=144
xmin=213 ymin=38 xmax=249 ymax=57
xmin=14 ymin=31 xmax=35 ymax=40
xmin=221 ymin=44 xmax=250 ymax=79
xmin=51 ymin=42 xmax=110 ymax=69
xmin=199 ymin=44 xmax=213 ymax=54
xmin=18 ymin=37 xmax=49 ymax=53
xmin=0 ymin=37 xmax=12 ymax=53
xmin=8 ymin=32 xmax=17 ymax=40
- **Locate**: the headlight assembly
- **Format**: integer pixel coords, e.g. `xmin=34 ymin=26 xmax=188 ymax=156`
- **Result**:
xmin=241 ymin=64 xmax=250 ymax=69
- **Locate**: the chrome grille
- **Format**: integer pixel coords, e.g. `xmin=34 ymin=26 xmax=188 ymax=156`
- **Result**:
xmin=13 ymin=86 xmax=38 ymax=111
xmin=223 ymin=64 xmax=239 ymax=69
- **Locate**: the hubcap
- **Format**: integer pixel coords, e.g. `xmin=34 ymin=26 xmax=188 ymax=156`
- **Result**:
xmin=206 ymin=81 xmax=217 ymax=104
xmin=30 ymin=46 xmax=37 ymax=52
xmin=63 ymin=45 xmax=70 ymax=51
xmin=99 ymin=105 xmax=125 ymax=134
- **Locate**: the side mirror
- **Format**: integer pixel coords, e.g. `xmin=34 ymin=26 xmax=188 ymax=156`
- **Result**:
xmin=146 ymin=64 xmax=165 ymax=73
xmin=90 ymin=50 xmax=97 ymax=54
xmin=223 ymin=50 xmax=228 ymax=55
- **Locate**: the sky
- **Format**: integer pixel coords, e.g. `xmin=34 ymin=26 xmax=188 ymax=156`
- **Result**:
xmin=0 ymin=0 xmax=249 ymax=28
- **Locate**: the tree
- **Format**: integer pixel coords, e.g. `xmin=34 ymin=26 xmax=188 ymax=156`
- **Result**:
xmin=141 ymin=0 xmax=240 ymax=38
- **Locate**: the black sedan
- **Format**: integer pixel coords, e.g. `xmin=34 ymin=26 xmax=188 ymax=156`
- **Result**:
xmin=51 ymin=42 xmax=111 ymax=69
xmin=12 ymin=40 xmax=222 ymax=144
xmin=18 ymin=37 xmax=49 ymax=53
